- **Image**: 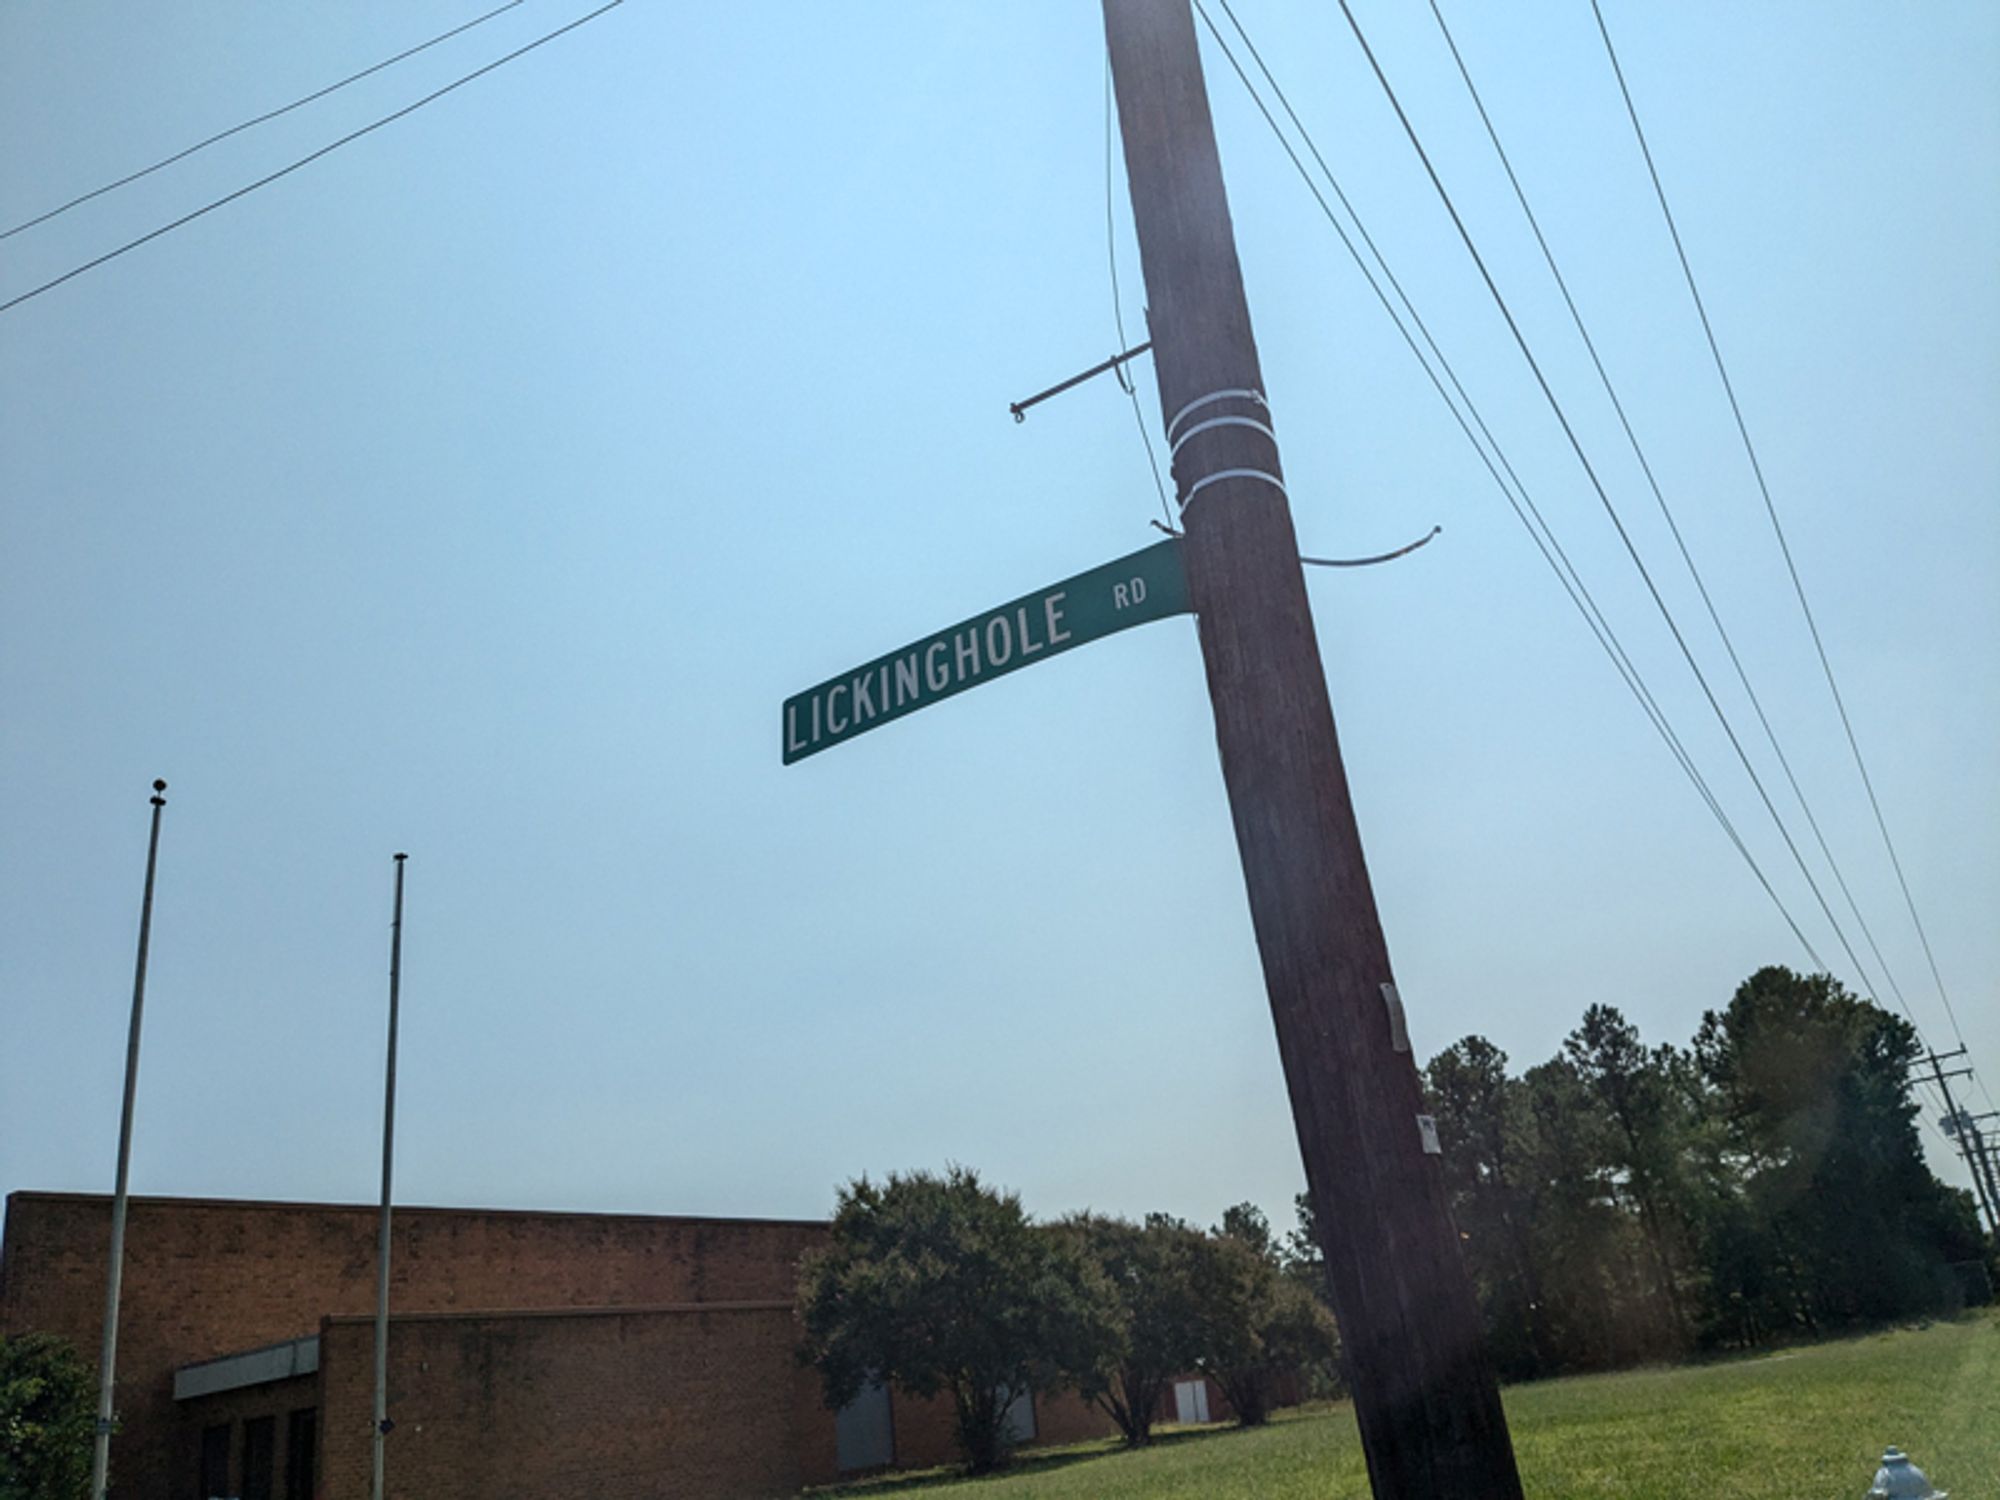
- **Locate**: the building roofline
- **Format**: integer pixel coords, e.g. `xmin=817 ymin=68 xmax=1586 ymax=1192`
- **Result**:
xmin=321 ymin=1299 xmax=796 ymax=1328
xmin=4 ymin=1190 xmax=827 ymax=1232
xmin=175 ymin=1335 xmax=320 ymax=1402
xmin=179 ymin=1333 xmax=322 ymax=1373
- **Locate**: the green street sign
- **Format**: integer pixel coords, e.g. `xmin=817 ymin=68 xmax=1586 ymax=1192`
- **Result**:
xmin=783 ymin=538 xmax=1191 ymax=763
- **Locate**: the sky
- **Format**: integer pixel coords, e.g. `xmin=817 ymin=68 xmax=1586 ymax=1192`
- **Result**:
xmin=3 ymin=1 xmax=1995 ymax=1241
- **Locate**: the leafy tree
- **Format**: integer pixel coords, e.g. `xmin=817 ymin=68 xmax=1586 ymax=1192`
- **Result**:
xmin=1382 ymin=968 xmax=1997 ymax=1381
xmin=797 ymin=1168 xmax=1112 ymax=1473
xmin=1 ymin=1334 xmax=95 ymax=1500
xmin=1060 ymin=1214 xmax=1208 ymax=1446
xmin=1564 ymin=1005 xmax=1701 ymax=1349
xmin=1063 ymin=1206 xmax=1343 ymax=1440
xmin=1205 ymin=1208 xmax=1340 ymax=1425
xmin=1277 ymin=1194 xmax=1347 ymax=1399
xmin=1283 ymin=1192 xmax=1325 ymax=1285
xmin=1216 ymin=1202 xmax=1276 ymax=1260
xmin=1695 ymin=967 xmax=1981 ymax=1329
xmin=1247 ymin=1275 xmax=1342 ymax=1415
xmin=1424 ymin=1037 xmax=1547 ymax=1376
xmin=1511 ymin=1056 xmax=1641 ymax=1370
xmin=1183 ymin=1230 xmax=1271 ymax=1424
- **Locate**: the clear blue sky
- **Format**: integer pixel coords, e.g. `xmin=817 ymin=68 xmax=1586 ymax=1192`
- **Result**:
xmin=4 ymin=1 xmax=1995 ymax=1237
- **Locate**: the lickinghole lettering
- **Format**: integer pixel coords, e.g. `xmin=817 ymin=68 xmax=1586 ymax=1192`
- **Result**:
xmin=785 ymin=591 xmax=1072 ymax=759
xmin=779 ymin=536 xmax=1189 ymax=765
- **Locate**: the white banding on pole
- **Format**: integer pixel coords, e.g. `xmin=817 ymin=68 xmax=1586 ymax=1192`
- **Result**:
xmin=1181 ymin=467 xmax=1287 ymax=505
xmin=1170 ymin=413 xmax=1278 ymax=456
xmin=1165 ymin=385 xmax=1267 ymax=442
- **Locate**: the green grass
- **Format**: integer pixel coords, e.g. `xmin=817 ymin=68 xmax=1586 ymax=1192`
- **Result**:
xmin=810 ymin=1311 xmax=1997 ymax=1498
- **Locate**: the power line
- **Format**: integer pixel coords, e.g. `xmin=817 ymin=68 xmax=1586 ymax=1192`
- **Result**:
xmin=1312 ymin=0 xmax=1968 ymax=1152
xmin=1114 ymin=41 xmax=1438 ymax=573
xmin=1201 ymin=9 xmax=1956 ymax=1165
xmin=1326 ymin=0 xmax=1896 ymax=1016
xmin=1588 ymin=0 xmax=1982 ymax=1107
xmin=1191 ymin=2 xmax=1827 ymax=970
xmin=0 ymin=1 xmax=623 ymax=319
xmin=1423 ymin=0 xmax=1926 ymax=1036
xmin=1285 ymin=0 xmax=1965 ymax=1153
xmin=1200 ymin=1 xmax=1688 ymax=745
xmin=1195 ymin=0 xmax=1809 ymax=964
xmin=1104 ymin=58 xmax=1176 ymax=530
xmin=1 ymin=0 xmax=527 ymax=242
xmin=1206 ymin=3 xmax=1974 ymax=1171
xmin=1195 ymin=0 xmax=1824 ymax=967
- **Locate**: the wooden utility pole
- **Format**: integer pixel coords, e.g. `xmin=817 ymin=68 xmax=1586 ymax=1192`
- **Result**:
xmin=1101 ymin=4 xmax=1522 ymax=1495
xmin=1974 ymin=1129 xmax=2000 ymax=1233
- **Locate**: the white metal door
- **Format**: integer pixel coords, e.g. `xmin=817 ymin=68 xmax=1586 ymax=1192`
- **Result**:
xmin=1173 ymin=1378 xmax=1210 ymax=1424
xmin=836 ymin=1379 xmax=893 ymax=1471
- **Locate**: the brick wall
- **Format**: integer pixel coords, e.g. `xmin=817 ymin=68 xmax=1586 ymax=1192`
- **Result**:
xmin=885 ymin=1385 xmax=1116 ymax=1472
xmin=316 ymin=1304 xmax=827 ymax=1500
xmin=0 ymin=1192 xmax=1126 ymax=1496
xmin=0 ymin=1193 xmax=826 ymax=1499
xmin=1032 ymin=1388 xmax=1115 ymax=1446
xmin=176 ymin=1373 xmax=316 ymax=1499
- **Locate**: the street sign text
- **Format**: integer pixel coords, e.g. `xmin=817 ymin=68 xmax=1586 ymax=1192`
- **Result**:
xmin=782 ymin=538 xmax=1189 ymax=763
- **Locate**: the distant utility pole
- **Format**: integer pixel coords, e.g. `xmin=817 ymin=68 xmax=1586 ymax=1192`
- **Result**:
xmin=1101 ymin=5 xmax=1520 ymax=1496
xmin=1954 ymin=1112 xmax=2000 ymax=1236
xmin=373 ymin=853 xmax=408 ymax=1500
xmin=1976 ymin=1130 xmax=2000 ymax=1231
xmin=92 ymin=779 xmax=168 ymax=1500
xmin=1972 ymin=1129 xmax=2000 ymax=1234
xmin=1923 ymin=1049 xmax=1996 ymax=1235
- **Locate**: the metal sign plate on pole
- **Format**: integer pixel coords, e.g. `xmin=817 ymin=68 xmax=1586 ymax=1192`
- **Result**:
xmin=781 ymin=538 xmax=1189 ymax=763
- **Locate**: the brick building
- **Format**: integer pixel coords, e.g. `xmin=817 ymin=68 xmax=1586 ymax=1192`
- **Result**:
xmin=0 ymin=1192 xmax=1118 ymax=1499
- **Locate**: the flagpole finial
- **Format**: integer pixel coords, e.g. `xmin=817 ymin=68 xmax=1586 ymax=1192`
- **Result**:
xmin=393 ymin=852 xmax=407 ymax=863
xmin=150 ymin=779 xmax=166 ymax=805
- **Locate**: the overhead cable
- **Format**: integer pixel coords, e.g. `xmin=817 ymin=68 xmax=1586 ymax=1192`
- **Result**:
xmin=1 ymin=0 xmax=527 ymax=241
xmin=1199 ymin=6 xmax=1994 ymax=1156
xmin=1199 ymin=14 xmax=1958 ymax=1159
xmin=1105 ymin=59 xmax=1177 ymax=530
xmin=1327 ymin=0 xmax=1892 ymax=1010
xmin=0 ymin=1 xmax=623 ymax=318
xmin=1192 ymin=1 xmax=1827 ymax=970
xmin=1426 ymin=0 xmax=1925 ymax=1036
xmin=1588 ymin=0 xmax=1980 ymax=1098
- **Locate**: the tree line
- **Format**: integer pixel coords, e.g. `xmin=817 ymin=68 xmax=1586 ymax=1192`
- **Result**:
xmin=796 ymin=1170 xmax=1340 ymax=1472
xmin=798 ymin=965 xmax=1992 ymax=1472
xmin=1420 ymin=965 xmax=1990 ymax=1378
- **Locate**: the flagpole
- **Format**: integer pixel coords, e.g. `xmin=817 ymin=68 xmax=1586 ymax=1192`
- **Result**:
xmin=373 ymin=852 xmax=407 ymax=1500
xmin=91 ymin=779 xmax=167 ymax=1500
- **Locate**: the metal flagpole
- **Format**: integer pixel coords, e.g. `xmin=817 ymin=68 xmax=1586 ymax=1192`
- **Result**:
xmin=91 ymin=779 xmax=168 ymax=1500
xmin=373 ymin=853 xmax=407 ymax=1500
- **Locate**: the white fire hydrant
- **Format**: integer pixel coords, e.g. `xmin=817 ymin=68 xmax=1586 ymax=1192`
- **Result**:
xmin=1868 ymin=1447 xmax=1945 ymax=1499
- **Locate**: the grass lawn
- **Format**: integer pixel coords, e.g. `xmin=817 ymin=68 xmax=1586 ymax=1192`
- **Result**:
xmin=810 ymin=1310 xmax=1997 ymax=1498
